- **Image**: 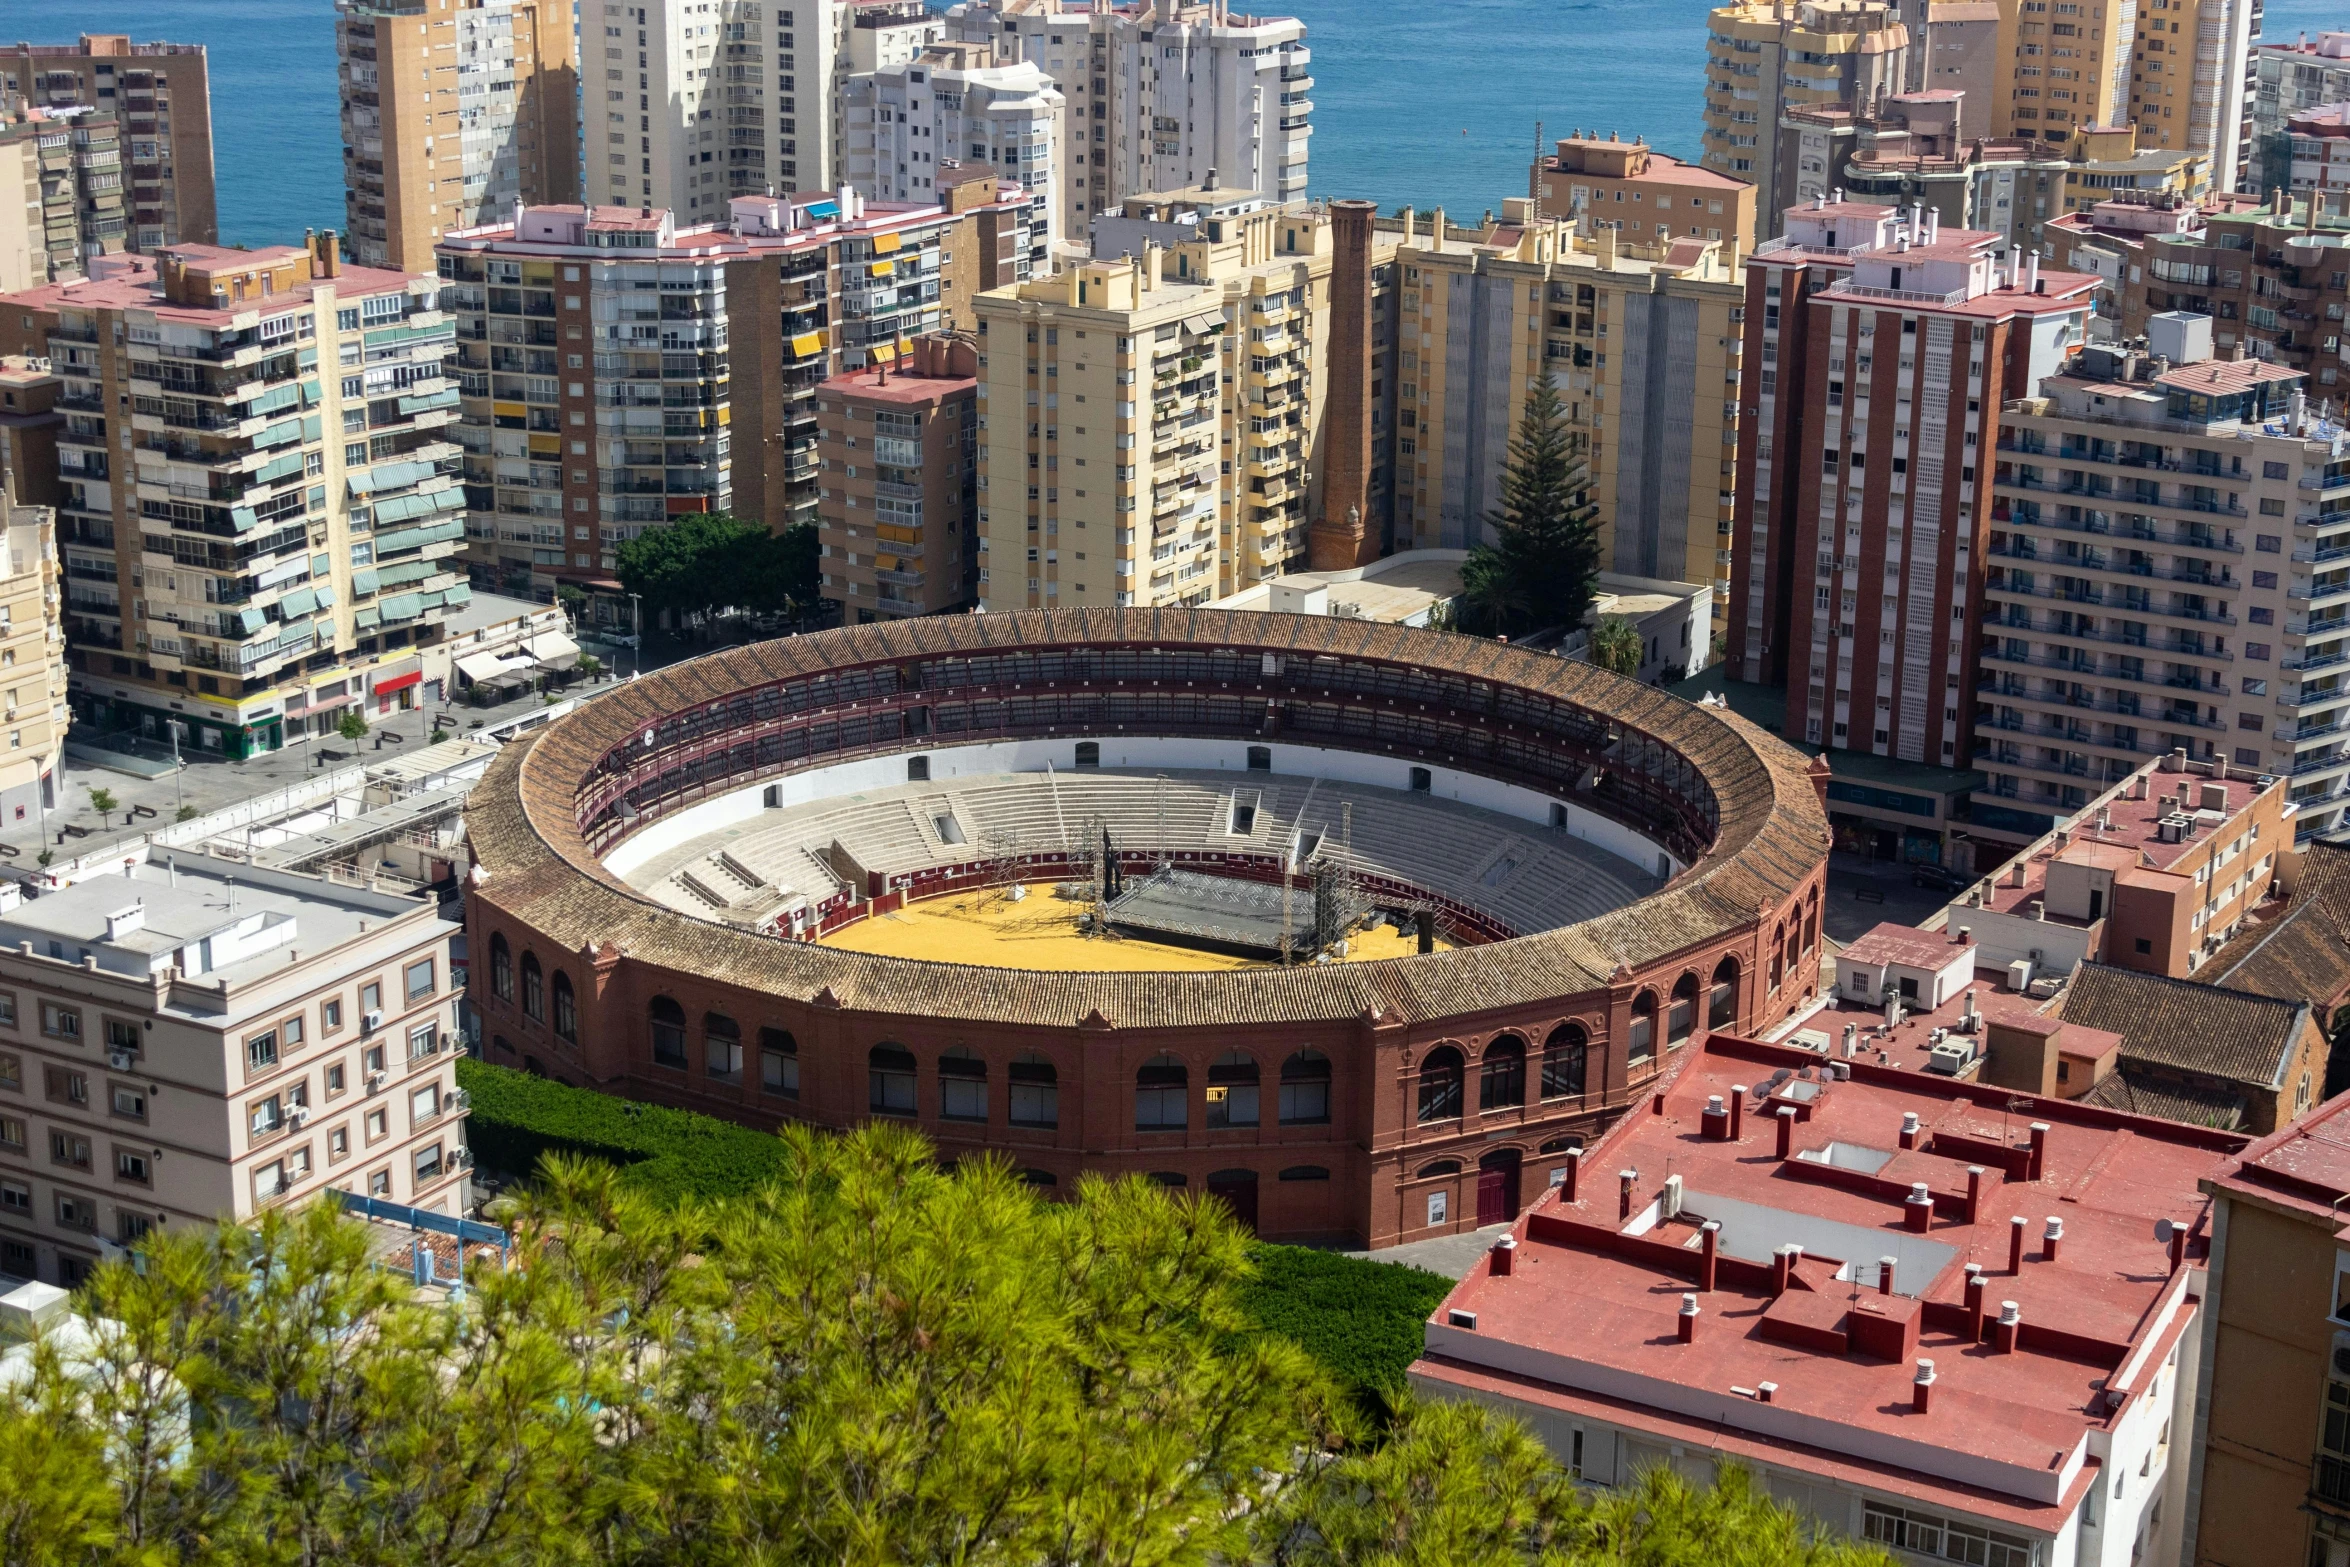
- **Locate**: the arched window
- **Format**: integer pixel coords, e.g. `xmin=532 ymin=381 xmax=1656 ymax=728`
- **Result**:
xmin=1148 ymin=1171 xmax=1186 ymax=1188
xmin=520 ymin=953 xmax=544 ymax=1022
xmin=1136 ymin=1053 xmax=1188 ymax=1130
xmin=1207 ymin=1050 xmax=1260 ymax=1128
xmin=1542 ymin=1023 xmax=1588 ymax=1100
xmin=939 ymin=1046 xmax=988 ymax=1123
xmin=490 ymin=933 xmax=512 ymax=1001
xmin=1278 ymin=1165 xmax=1331 ymax=1181
xmin=649 ymin=997 xmax=687 ymax=1068
xmin=1769 ymin=924 xmax=1787 ymax=994
xmin=1538 ymin=1136 xmax=1582 ymax=1155
xmin=1628 ymin=992 xmax=1656 ymax=1065
xmin=1279 ymin=1049 xmax=1331 ymax=1125
xmin=759 ymin=1027 xmax=799 ymax=1099
xmin=551 ymin=970 xmax=576 ymax=1043
xmin=1416 ymin=1046 xmax=1464 ymax=1123
xmin=1669 ymin=973 xmax=1699 ymax=1046
xmin=869 ymin=1044 xmax=918 ymax=1117
xmin=1415 ymin=1159 xmax=1462 ymax=1178
xmin=704 ymin=1012 xmax=742 ymax=1083
xmin=1478 ymin=1034 xmax=1527 ymax=1111
xmin=1009 ymin=1052 xmax=1059 ymax=1128
xmin=1710 ymin=956 xmax=1740 ymax=1029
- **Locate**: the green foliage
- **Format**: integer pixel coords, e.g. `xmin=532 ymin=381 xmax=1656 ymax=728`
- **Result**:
xmin=456 ymin=1058 xmax=799 ymax=1205
xmin=1236 ymin=1243 xmax=1451 ymax=1408
xmin=554 ymin=582 xmax=587 ymax=615
xmin=1460 ymin=379 xmax=1603 ymax=638
xmin=84 ymin=788 xmax=116 ymax=825
xmin=336 ymin=710 xmax=369 ymax=742
xmin=174 ymin=805 xmax=199 ymax=823
xmin=1589 ymin=615 xmax=1644 ymax=679
xmin=576 ymin=653 xmax=604 ymax=680
xmin=430 ymin=730 xmax=450 ymax=745
xmin=615 ymin=512 xmax=816 ymax=623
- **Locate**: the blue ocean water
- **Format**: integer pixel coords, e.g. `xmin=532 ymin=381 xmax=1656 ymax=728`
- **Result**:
xmin=14 ymin=0 xmax=2349 ymax=245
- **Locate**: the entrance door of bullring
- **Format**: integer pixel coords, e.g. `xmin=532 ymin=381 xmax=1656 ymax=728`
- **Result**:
xmin=1476 ymin=1149 xmax=1523 ymax=1226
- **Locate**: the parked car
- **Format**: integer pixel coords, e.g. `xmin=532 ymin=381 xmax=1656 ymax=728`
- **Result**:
xmin=1909 ymin=864 xmax=1969 ymax=893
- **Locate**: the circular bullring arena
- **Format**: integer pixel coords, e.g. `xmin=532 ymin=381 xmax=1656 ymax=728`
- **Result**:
xmin=462 ymin=610 xmax=1832 ymax=1248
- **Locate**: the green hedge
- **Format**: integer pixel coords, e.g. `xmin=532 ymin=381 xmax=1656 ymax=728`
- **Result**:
xmin=455 ymin=1059 xmax=1448 ymax=1399
xmin=1237 ymin=1243 xmax=1452 ymax=1405
xmin=455 ymin=1059 xmax=799 ymax=1205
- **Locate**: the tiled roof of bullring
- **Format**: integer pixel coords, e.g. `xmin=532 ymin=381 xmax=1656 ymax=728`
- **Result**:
xmin=464 ymin=610 xmax=1832 ymax=1029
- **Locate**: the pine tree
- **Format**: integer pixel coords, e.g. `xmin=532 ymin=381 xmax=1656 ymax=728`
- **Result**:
xmin=1484 ymin=378 xmax=1604 ymax=635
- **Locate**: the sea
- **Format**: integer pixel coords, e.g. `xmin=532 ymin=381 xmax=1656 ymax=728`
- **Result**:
xmin=14 ymin=0 xmax=2350 ymax=248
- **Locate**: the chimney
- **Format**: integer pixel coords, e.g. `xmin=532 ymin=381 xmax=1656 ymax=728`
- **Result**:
xmin=1913 ymin=1358 xmax=1937 ymax=1414
xmin=1899 ymin=1111 xmax=1922 ymax=1151
xmin=1775 ymin=1103 xmax=1798 ymax=1160
xmin=1878 ymin=1255 xmax=1898 ymax=1296
xmin=1904 ymin=1182 xmax=1934 ymax=1233
xmin=1994 ymin=1301 xmax=2022 ymax=1354
xmin=2042 ymin=1215 xmax=2064 ymax=1263
xmin=1678 ymin=1292 xmax=1700 ymax=1343
xmin=1619 ymin=1168 xmax=1638 ymax=1221
xmin=1729 ymin=1085 xmax=1746 ymax=1141
xmin=1431 ymin=206 xmax=1447 ymax=252
xmin=319 ymin=230 xmax=340 ymax=279
xmin=1700 ymin=1220 xmax=1721 ymax=1292
xmin=1490 ymin=1235 xmax=1517 ymax=1277
xmin=1308 ymin=200 xmax=1380 ymax=570
xmin=1756 ymin=1381 xmax=1777 ymax=1404
xmin=1563 ymin=1145 xmax=1582 ymax=1203
xmin=2167 ymin=1218 xmax=2187 ymax=1273
xmin=1702 ymin=1094 xmax=1731 ymax=1140
xmin=2028 ymin=1121 xmax=2050 ymax=1180
xmin=1965 ymin=1165 xmax=1985 ymax=1223
xmin=1770 ymin=1243 xmax=1797 ymax=1296
xmin=2008 ymin=1213 xmax=2028 ymax=1273
xmin=1963 ymin=1263 xmax=1987 ymax=1341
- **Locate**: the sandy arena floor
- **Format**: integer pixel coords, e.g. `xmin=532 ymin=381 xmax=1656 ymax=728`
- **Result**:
xmin=816 ymin=882 xmax=1448 ymax=972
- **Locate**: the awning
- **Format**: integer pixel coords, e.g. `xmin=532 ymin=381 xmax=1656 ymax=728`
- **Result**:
xmin=1185 ymin=313 xmax=1223 ymax=335
xmin=375 ymin=670 xmax=422 ymax=697
xmin=525 ymin=631 xmax=581 ymax=671
xmin=456 ymin=651 xmax=535 ymax=686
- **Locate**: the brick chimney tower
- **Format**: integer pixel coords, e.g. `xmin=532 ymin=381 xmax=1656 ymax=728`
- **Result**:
xmin=1308 ymin=198 xmax=1379 ymax=570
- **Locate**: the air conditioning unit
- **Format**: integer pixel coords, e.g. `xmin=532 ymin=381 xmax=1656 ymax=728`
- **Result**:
xmin=445 ymin=1088 xmax=470 ymax=1113
xmin=366 ymin=1068 xmax=388 ymax=1091
xmin=288 ymin=1105 xmax=310 ymax=1127
xmin=362 ymin=1008 xmax=384 ymax=1033
xmin=1927 ymin=1039 xmax=1974 ymax=1076
xmin=449 ymin=1147 xmax=474 ymax=1170
xmin=108 ymin=1049 xmax=136 ymax=1071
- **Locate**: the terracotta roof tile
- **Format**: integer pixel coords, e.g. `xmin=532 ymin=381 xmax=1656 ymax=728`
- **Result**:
xmin=2058 ymin=961 xmax=2309 ymax=1091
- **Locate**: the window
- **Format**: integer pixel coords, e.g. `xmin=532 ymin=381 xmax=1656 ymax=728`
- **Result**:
xmin=552 ymin=971 xmax=577 ymax=1042
xmin=705 ymin=1012 xmax=742 ymax=1083
xmin=519 ymin=954 xmax=542 ymax=1020
xmin=56 ymin=1193 xmax=95 ymax=1231
xmin=324 ymin=998 xmax=344 ymax=1032
xmin=1543 ymin=1023 xmax=1589 ymax=1099
xmin=1278 ymin=1165 xmax=1330 ymax=1181
xmin=116 ymin=1148 xmax=149 ymax=1184
xmin=328 ymin=1127 xmax=349 ymax=1160
xmin=366 ymin=1108 xmax=388 ymax=1141
xmin=110 ymin=1084 xmax=145 ymax=1120
xmin=364 ymin=1044 xmax=386 ymax=1076
xmin=414 ymin=1142 xmax=444 ymax=1183
xmin=1709 ymin=956 xmax=1740 ymax=1028
xmin=1669 ymin=974 xmax=1699 ymax=1045
xmin=50 ymin=1130 xmax=91 ymax=1169
xmin=759 ymin=1028 xmax=800 ymax=1099
xmin=411 ymin=1082 xmax=441 ymax=1122
xmin=0 ymin=1053 xmax=14 ymax=1093
xmin=650 ymin=997 xmax=688 ymax=1068
xmin=248 ymin=1094 xmax=285 ymax=1139
xmin=408 ymin=1022 xmax=439 ymax=1062
xmin=0 ymin=993 xmax=16 ymax=1029
xmin=367 ymin=1168 xmax=391 ymax=1197
xmin=361 ymin=982 xmax=382 ymax=1017
xmin=45 ymin=1067 xmax=87 ymax=1107
xmin=246 ymin=1030 xmax=279 ymax=1072
xmin=0 ymin=1114 xmax=19 ymax=1152
xmin=1479 ymin=1035 xmax=1527 ymax=1110
xmin=1206 ymin=1050 xmax=1260 ymax=1127
xmin=405 ymin=958 xmax=436 ymax=1003
xmin=1279 ymin=1049 xmax=1331 ymax=1124
xmin=104 ymin=1018 xmax=140 ymax=1057
xmin=870 ymin=1044 xmax=918 ymax=1116
xmin=41 ymin=1003 xmax=79 ymax=1041
xmin=1628 ymin=992 xmax=1657 ymax=1065
xmin=938 ymin=1047 xmax=988 ymax=1121
xmin=0 ymin=1178 xmax=25 ymax=1214
xmin=1135 ymin=1053 xmax=1188 ymax=1130
xmin=1861 ymin=1503 xmax=2035 ymax=1567
xmin=1416 ymin=1046 xmax=1464 ymax=1122
xmin=325 ymin=1064 xmax=345 ymax=1097
xmin=1009 ymin=1052 xmax=1058 ymax=1127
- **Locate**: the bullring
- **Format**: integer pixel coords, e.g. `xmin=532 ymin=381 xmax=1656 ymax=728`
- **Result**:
xmin=461 ymin=608 xmax=1832 ymax=1247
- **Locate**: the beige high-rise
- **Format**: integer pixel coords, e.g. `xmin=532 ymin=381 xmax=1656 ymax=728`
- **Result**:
xmin=0 ymin=36 xmax=215 ymax=253
xmin=0 ymin=107 xmax=128 ymax=291
xmin=1702 ymin=0 xmax=1910 ymax=239
xmin=337 ymin=0 xmax=580 ymax=275
xmin=0 ymin=433 xmax=69 ymax=832
xmin=1387 ymin=205 xmax=1745 ymax=635
xmin=973 ymin=196 xmax=1373 ymax=610
xmin=2118 ymin=0 xmax=2256 ymax=187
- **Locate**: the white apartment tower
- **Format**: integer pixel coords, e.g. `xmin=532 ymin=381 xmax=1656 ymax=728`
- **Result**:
xmin=942 ymin=0 xmax=1309 ymax=247
xmin=845 ymin=43 xmax=1066 ymax=248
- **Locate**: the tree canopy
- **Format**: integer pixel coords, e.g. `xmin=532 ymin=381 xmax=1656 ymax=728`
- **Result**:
xmin=613 ymin=512 xmax=819 ymax=624
xmin=1459 ymin=379 xmax=1604 ymax=639
xmin=0 ymin=1125 xmax=1897 ymax=1567
xmin=1589 ymin=615 xmax=1643 ymax=679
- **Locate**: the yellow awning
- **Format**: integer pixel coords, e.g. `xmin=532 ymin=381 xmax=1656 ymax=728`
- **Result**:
xmin=876 ymin=524 xmax=921 ymax=545
xmin=869 ymin=342 xmax=899 ymax=363
xmin=527 ymin=433 xmax=561 ymax=455
xmin=870 ymin=260 xmax=895 ymax=277
xmin=492 ymin=401 xmax=527 ymax=419
xmin=790 ymin=329 xmax=824 ymax=356
xmin=873 ymin=231 xmax=902 ymax=254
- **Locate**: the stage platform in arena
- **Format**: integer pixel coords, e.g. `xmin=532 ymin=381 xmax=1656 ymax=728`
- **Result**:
xmin=1103 ymin=866 xmax=1319 ymax=959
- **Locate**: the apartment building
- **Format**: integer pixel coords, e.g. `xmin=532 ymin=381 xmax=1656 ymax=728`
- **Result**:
xmin=0 ymin=357 xmax=62 ymax=508
xmin=1385 ymin=204 xmax=1745 ymax=631
xmin=2271 ymin=104 xmax=2350 ymax=199
xmin=0 ymin=36 xmax=215 ymax=253
xmin=941 ymin=0 xmax=1310 ymax=246
xmin=2251 ymin=32 xmax=2350 ymax=192
xmin=973 ymin=195 xmax=1366 ymax=610
xmin=2118 ymin=0 xmax=2257 ymax=188
xmin=1529 ymin=132 xmax=1757 ymax=255
xmin=0 ymin=235 xmax=466 ymax=758
xmin=0 ymin=855 xmax=466 ymax=1291
xmin=1990 ymin=0 xmax=2133 ymax=148
xmin=2189 ymin=1089 xmax=2350 ymax=1567
xmin=816 ymin=334 xmax=977 ymax=618
xmin=0 ymin=474 xmax=68 ymax=834
xmin=844 ymin=42 xmax=1066 ymax=248
xmin=438 ymin=183 xmax=1032 ymax=603
xmin=1700 ymin=0 xmax=1911 ymax=238
xmin=1984 ymin=321 xmax=2350 ymax=842
xmin=0 ymin=107 xmax=126 ymax=291
xmin=336 ymin=0 xmax=581 ymax=275
xmin=1728 ymin=198 xmax=2096 ymax=779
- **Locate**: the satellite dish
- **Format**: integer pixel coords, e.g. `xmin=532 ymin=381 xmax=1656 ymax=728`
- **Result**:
xmin=2154 ymin=1217 xmax=2176 ymax=1244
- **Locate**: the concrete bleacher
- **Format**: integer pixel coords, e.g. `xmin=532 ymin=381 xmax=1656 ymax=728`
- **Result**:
xmin=619 ymin=767 xmax=1654 ymax=937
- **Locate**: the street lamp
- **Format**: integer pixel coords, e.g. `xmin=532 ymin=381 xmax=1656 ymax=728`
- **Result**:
xmin=628 ymin=592 xmax=643 ymax=678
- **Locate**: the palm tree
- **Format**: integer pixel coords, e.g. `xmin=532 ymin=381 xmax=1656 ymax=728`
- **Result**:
xmin=1589 ymin=614 xmax=1644 ymax=678
xmin=1459 ymin=545 xmax=1534 ymax=638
